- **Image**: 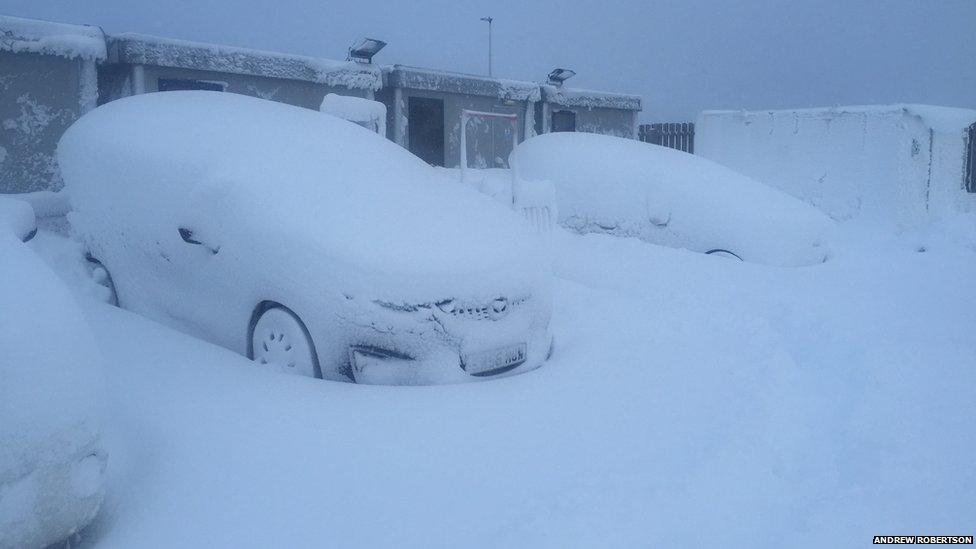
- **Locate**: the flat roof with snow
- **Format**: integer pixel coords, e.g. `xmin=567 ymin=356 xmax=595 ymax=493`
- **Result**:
xmin=108 ymin=33 xmax=382 ymax=91
xmin=383 ymin=65 xmax=542 ymax=102
xmin=0 ymin=14 xmax=106 ymax=60
xmin=541 ymin=84 xmax=642 ymax=111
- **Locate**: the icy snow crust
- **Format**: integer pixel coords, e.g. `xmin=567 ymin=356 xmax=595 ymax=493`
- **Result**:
xmin=384 ymin=65 xmax=542 ymax=102
xmin=540 ymin=84 xmax=642 ymax=111
xmin=0 ymin=15 xmax=106 ymax=61
xmin=513 ymin=132 xmax=835 ymax=266
xmin=0 ymin=229 xmax=106 ymax=547
xmin=59 ymin=91 xmax=552 ymax=384
xmin=110 ymin=33 xmax=381 ymax=91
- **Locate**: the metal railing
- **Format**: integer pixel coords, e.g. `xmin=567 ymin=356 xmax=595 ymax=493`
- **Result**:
xmin=639 ymin=122 xmax=695 ymax=153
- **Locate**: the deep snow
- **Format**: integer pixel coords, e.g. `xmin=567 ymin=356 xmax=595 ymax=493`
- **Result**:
xmin=22 ymin=212 xmax=976 ymax=548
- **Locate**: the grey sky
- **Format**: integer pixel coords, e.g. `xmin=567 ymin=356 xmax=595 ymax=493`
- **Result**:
xmin=2 ymin=0 xmax=974 ymax=121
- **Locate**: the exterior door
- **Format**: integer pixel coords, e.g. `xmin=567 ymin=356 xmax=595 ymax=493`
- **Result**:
xmin=408 ymin=97 xmax=445 ymax=166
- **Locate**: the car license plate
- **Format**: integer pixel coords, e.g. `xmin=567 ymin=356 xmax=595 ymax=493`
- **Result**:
xmin=463 ymin=343 xmax=527 ymax=375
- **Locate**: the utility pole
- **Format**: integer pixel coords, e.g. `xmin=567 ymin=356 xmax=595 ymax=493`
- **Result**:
xmin=480 ymin=16 xmax=493 ymax=77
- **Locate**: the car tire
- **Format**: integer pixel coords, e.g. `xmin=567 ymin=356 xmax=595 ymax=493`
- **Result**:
xmin=248 ymin=304 xmax=321 ymax=379
xmin=84 ymin=255 xmax=119 ymax=306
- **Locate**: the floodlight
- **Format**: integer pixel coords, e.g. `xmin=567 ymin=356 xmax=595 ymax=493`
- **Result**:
xmin=348 ymin=38 xmax=387 ymax=63
xmin=547 ymin=68 xmax=576 ymax=85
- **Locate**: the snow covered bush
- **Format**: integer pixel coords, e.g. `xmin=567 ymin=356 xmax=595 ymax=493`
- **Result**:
xmin=512 ymin=132 xmax=836 ymax=266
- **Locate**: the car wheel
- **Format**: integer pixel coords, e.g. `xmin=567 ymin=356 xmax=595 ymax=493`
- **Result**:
xmin=84 ymin=255 xmax=119 ymax=306
xmin=705 ymin=248 xmax=743 ymax=261
xmin=249 ymin=305 xmax=321 ymax=378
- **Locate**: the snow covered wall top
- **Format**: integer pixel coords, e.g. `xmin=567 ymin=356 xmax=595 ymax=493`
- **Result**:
xmin=0 ymin=15 xmax=106 ymax=61
xmin=384 ymin=65 xmax=541 ymax=102
xmin=541 ymin=84 xmax=641 ymax=111
xmin=697 ymin=104 xmax=976 ymax=225
xmin=109 ymin=33 xmax=382 ymax=91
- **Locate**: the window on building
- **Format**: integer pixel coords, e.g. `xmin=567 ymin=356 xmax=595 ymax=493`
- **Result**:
xmin=157 ymin=78 xmax=226 ymax=92
xmin=966 ymin=122 xmax=975 ymax=193
xmin=551 ymin=110 xmax=576 ymax=133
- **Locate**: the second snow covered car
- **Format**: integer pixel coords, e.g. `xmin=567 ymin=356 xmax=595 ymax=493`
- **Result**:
xmin=58 ymin=91 xmax=552 ymax=385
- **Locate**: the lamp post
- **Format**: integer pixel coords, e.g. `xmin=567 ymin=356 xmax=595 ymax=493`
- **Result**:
xmin=480 ymin=16 xmax=493 ymax=77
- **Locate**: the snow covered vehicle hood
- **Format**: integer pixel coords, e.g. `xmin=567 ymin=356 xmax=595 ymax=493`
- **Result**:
xmin=512 ymin=132 xmax=835 ymax=267
xmin=58 ymin=92 xmax=548 ymax=294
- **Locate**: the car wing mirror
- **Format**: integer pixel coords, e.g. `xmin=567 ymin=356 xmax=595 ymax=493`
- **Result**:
xmin=178 ymin=227 xmax=219 ymax=255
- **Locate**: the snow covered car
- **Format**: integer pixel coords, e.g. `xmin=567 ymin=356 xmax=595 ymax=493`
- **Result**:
xmin=0 ymin=218 xmax=107 ymax=548
xmin=512 ymin=132 xmax=835 ymax=266
xmin=0 ymin=195 xmax=37 ymax=242
xmin=59 ymin=91 xmax=553 ymax=385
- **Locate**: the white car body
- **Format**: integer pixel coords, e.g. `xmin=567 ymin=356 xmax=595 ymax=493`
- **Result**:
xmin=0 ymin=210 xmax=106 ymax=548
xmin=59 ymin=92 xmax=553 ymax=385
xmin=512 ymin=132 xmax=836 ymax=266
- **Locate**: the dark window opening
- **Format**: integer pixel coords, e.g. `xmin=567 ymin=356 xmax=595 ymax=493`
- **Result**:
xmin=551 ymin=110 xmax=576 ymax=133
xmin=408 ymin=97 xmax=445 ymax=167
xmin=966 ymin=122 xmax=975 ymax=193
xmin=157 ymin=78 xmax=226 ymax=92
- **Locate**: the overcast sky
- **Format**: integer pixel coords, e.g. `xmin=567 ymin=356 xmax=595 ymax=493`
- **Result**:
xmin=3 ymin=0 xmax=974 ymax=121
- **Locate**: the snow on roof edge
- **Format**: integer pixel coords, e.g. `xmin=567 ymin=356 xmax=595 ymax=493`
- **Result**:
xmin=0 ymin=14 xmax=106 ymax=61
xmin=384 ymin=65 xmax=542 ymax=102
xmin=699 ymin=104 xmax=976 ymax=133
xmin=541 ymin=84 xmax=642 ymax=111
xmin=109 ymin=32 xmax=382 ymax=91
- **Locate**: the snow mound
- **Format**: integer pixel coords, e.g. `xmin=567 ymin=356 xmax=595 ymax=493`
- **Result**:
xmin=0 ymin=195 xmax=36 ymax=241
xmin=513 ymin=132 xmax=836 ymax=266
xmin=60 ymin=91 xmax=545 ymax=288
xmin=0 ymin=15 xmax=106 ymax=61
xmin=319 ymin=93 xmax=386 ymax=135
xmin=0 ymin=233 xmax=106 ymax=548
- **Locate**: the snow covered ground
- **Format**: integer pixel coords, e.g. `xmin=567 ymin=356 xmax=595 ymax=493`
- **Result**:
xmin=21 ymin=212 xmax=974 ymax=548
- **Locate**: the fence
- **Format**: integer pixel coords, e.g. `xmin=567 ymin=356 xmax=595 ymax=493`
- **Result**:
xmin=639 ymin=122 xmax=695 ymax=153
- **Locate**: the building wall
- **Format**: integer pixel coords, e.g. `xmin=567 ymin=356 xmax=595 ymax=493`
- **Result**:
xmin=100 ymin=64 xmax=369 ymax=110
xmin=0 ymin=51 xmax=86 ymax=193
xmin=571 ymin=106 xmax=637 ymax=139
xmin=390 ymin=87 xmax=529 ymax=169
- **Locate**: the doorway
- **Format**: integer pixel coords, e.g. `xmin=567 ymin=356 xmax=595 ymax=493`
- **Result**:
xmin=408 ymin=97 xmax=445 ymax=167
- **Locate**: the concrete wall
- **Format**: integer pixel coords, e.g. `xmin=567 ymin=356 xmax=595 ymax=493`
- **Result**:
xmin=0 ymin=51 xmax=87 ymax=193
xmin=697 ymin=107 xmax=976 ymax=225
xmin=388 ymin=87 xmax=530 ymax=169
xmin=100 ymin=64 xmax=369 ymax=110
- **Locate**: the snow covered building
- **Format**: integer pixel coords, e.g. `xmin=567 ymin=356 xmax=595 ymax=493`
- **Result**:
xmin=538 ymin=84 xmax=641 ymax=139
xmin=377 ymin=65 xmax=642 ymax=169
xmin=0 ymin=15 xmax=105 ymax=193
xmin=1 ymin=14 xmax=643 ymax=190
xmin=378 ymin=65 xmax=541 ymax=168
xmin=98 ymin=33 xmax=381 ymax=109
xmin=697 ymin=105 xmax=976 ymax=225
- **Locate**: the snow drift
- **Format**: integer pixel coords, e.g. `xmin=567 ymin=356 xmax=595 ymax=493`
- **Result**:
xmin=0 ymin=224 xmax=106 ymax=548
xmin=513 ymin=132 xmax=835 ymax=266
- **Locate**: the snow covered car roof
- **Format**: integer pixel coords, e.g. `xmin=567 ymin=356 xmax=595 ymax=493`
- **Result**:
xmin=512 ymin=132 xmax=835 ymax=266
xmin=0 ymin=14 xmax=106 ymax=60
xmin=59 ymin=91 xmax=545 ymax=292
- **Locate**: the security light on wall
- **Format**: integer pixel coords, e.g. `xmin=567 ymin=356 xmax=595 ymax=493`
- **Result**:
xmin=547 ymin=68 xmax=576 ymax=85
xmin=348 ymin=38 xmax=387 ymax=63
